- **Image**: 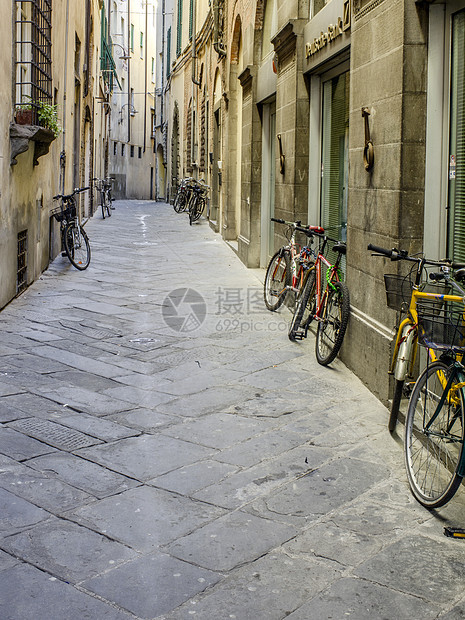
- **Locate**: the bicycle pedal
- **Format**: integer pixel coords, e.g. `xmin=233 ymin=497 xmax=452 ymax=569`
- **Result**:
xmin=294 ymin=330 xmax=306 ymax=340
xmin=403 ymin=383 xmax=414 ymax=398
xmin=61 ymin=251 xmax=67 ymax=257
xmin=444 ymin=527 xmax=465 ymax=539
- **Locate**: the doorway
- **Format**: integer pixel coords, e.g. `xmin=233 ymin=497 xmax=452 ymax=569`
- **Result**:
xmin=260 ymin=101 xmax=276 ymax=267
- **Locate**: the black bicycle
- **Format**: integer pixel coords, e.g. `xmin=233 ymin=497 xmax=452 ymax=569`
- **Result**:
xmin=188 ymin=180 xmax=209 ymax=225
xmin=93 ymin=177 xmax=113 ymax=219
xmin=52 ymin=187 xmax=91 ymax=270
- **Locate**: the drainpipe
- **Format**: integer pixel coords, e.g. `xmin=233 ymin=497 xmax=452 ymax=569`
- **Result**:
xmin=213 ymin=0 xmax=226 ymax=58
xmin=60 ymin=0 xmax=70 ymax=193
xmin=127 ymin=0 xmax=131 ymax=143
xmin=143 ymin=0 xmax=148 ymax=153
xmin=191 ymin=0 xmax=200 ymax=179
xmin=161 ymin=0 xmax=165 ymax=126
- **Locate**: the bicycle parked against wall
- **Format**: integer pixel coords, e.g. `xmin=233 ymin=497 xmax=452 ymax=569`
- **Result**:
xmin=93 ymin=177 xmax=113 ymax=219
xmin=173 ymin=178 xmax=210 ymax=224
xmin=188 ymin=179 xmax=209 ymax=225
xmin=173 ymin=178 xmax=194 ymax=213
xmin=52 ymin=187 xmax=91 ymax=270
xmin=289 ymin=229 xmax=349 ymax=366
xmin=263 ymin=218 xmax=323 ymax=311
xmin=368 ymin=243 xmax=465 ymax=432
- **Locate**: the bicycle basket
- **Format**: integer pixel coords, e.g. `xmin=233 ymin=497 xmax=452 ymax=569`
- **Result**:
xmin=51 ymin=204 xmax=76 ymax=222
xmin=383 ymin=274 xmax=413 ymax=311
xmin=417 ymin=296 xmax=465 ymax=350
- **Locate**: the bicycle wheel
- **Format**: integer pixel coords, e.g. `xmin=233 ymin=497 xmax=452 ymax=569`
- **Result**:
xmin=173 ymin=190 xmax=186 ymax=213
xmin=64 ymin=223 xmax=91 ymax=270
xmin=104 ymin=191 xmax=112 ymax=217
xmin=315 ymin=280 xmax=350 ymax=366
xmin=405 ymin=360 xmax=465 ymax=508
xmin=190 ymin=197 xmax=205 ymax=223
xmin=101 ymin=192 xmax=106 ymax=219
xmin=264 ymin=250 xmax=291 ymax=311
xmin=289 ymin=269 xmax=316 ymax=341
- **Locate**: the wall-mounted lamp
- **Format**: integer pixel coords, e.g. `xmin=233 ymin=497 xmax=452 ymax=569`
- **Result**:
xmin=119 ymin=103 xmax=138 ymax=124
xmin=112 ymin=43 xmax=131 ymax=61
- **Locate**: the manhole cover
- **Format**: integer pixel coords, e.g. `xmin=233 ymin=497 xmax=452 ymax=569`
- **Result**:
xmin=8 ymin=418 xmax=102 ymax=451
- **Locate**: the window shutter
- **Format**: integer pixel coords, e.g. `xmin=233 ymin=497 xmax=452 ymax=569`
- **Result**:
xmin=166 ymin=27 xmax=171 ymax=78
xmin=449 ymin=11 xmax=465 ymax=262
xmin=176 ymin=0 xmax=182 ymax=56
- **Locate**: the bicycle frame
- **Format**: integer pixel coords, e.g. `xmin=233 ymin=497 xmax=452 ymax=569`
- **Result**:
xmin=390 ymin=286 xmax=465 ymax=380
xmin=301 ymin=236 xmax=344 ymax=331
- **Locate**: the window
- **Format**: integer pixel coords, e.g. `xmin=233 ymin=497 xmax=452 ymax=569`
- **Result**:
xmin=121 ymin=143 xmax=125 ymax=156
xmin=14 ymin=0 xmax=53 ymax=123
xmin=166 ymin=27 xmax=171 ymax=78
xmin=189 ymin=0 xmax=193 ymax=40
xmin=151 ymin=57 xmax=155 ymax=82
xmin=138 ymin=146 xmax=142 ymax=158
xmin=176 ymin=0 xmax=183 ymax=56
xmin=130 ymin=145 xmax=135 ymax=157
xmin=448 ymin=10 xmax=465 ymax=262
xmin=17 ymin=230 xmax=28 ymax=294
xmin=320 ymin=71 xmax=349 ymax=272
xmin=311 ymin=0 xmax=327 ymax=18
xmin=140 ymin=31 xmax=144 ymax=58
xmin=113 ymin=141 xmax=117 ymax=155
xmin=130 ymin=24 xmax=134 ymax=51
xmin=261 ymin=0 xmax=277 ymax=61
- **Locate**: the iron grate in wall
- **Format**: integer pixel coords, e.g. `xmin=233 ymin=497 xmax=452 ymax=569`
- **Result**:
xmin=17 ymin=229 xmax=28 ymax=295
xmin=15 ymin=0 xmax=53 ymax=124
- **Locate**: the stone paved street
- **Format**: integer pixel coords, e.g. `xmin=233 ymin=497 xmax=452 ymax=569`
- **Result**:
xmin=1 ymin=201 xmax=465 ymax=619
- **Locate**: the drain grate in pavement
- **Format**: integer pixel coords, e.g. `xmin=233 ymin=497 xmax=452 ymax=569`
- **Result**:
xmin=8 ymin=418 xmax=103 ymax=451
xmin=58 ymin=320 xmax=120 ymax=340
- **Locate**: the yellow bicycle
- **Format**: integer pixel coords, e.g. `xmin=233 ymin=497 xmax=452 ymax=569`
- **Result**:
xmin=368 ymin=244 xmax=465 ymax=431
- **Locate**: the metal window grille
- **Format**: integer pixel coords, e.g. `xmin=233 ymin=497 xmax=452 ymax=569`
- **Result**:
xmin=15 ymin=0 xmax=52 ymax=124
xmin=17 ymin=230 xmax=28 ymax=294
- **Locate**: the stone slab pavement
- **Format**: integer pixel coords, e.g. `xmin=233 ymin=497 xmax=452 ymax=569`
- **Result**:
xmin=1 ymin=200 xmax=465 ymax=619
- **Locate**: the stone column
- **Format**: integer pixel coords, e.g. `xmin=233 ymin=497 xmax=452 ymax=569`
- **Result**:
xmin=345 ymin=0 xmax=428 ymax=403
xmin=272 ymin=20 xmax=309 ymax=233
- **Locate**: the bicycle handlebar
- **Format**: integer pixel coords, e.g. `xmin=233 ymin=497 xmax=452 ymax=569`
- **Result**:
xmin=367 ymin=243 xmax=465 ymax=270
xmin=271 ymin=217 xmax=344 ymax=245
xmin=53 ymin=186 xmax=90 ymax=201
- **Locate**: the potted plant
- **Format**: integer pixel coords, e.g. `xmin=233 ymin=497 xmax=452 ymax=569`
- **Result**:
xmin=14 ymin=101 xmax=34 ymax=126
xmin=37 ymin=101 xmax=62 ymax=137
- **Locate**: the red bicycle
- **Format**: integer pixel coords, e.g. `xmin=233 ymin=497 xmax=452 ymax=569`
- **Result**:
xmin=289 ymin=230 xmax=350 ymax=366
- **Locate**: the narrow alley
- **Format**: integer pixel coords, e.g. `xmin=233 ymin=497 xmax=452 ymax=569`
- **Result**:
xmin=1 ymin=202 xmax=465 ymax=619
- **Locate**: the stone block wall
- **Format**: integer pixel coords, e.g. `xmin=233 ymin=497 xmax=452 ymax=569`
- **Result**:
xmin=344 ymin=0 xmax=428 ymax=403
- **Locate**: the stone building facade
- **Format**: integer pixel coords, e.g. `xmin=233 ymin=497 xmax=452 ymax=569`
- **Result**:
xmin=164 ymin=0 xmax=465 ymax=405
xmin=1 ymin=0 xmax=116 ymax=310
xmin=108 ymin=0 xmax=159 ymax=200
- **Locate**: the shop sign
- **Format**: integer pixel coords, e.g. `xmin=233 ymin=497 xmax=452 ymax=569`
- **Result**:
xmin=305 ymin=19 xmax=344 ymax=59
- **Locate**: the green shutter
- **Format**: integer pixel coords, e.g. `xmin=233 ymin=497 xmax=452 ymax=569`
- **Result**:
xmin=167 ymin=27 xmax=171 ymax=78
xmin=189 ymin=0 xmax=193 ymax=40
xmin=176 ymin=0 xmax=182 ymax=56
xmin=320 ymin=72 xmax=349 ymax=274
xmin=449 ymin=11 xmax=465 ymax=262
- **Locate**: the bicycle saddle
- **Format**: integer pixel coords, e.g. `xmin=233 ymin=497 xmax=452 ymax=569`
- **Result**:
xmin=332 ymin=243 xmax=347 ymax=255
xmin=454 ymin=268 xmax=465 ymax=283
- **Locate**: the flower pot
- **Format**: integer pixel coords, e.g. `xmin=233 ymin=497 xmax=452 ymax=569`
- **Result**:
xmin=15 ymin=109 xmax=34 ymax=125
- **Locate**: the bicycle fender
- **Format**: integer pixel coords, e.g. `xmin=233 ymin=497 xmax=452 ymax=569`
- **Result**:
xmin=394 ymin=324 xmax=416 ymax=382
